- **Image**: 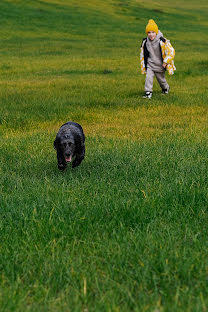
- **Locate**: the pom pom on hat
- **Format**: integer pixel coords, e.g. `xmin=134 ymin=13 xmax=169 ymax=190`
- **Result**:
xmin=146 ymin=19 xmax=159 ymax=34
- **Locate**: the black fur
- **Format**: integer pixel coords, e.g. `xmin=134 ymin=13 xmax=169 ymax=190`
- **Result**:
xmin=54 ymin=121 xmax=85 ymax=170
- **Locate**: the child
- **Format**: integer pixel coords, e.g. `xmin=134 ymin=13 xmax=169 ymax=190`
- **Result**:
xmin=140 ymin=19 xmax=176 ymax=99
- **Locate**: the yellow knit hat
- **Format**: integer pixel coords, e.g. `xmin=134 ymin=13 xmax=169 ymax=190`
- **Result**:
xmin=146 ymin=19 xmax=158 ymax=34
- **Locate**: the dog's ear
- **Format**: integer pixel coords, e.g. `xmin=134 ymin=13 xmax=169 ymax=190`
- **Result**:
xmin=73 ymin=133 xmax=81 ymax=150
xmin=54 ymin=138 xmax=58 ymax=150
xmin=54 ymin=133 xmax=61 ymax=150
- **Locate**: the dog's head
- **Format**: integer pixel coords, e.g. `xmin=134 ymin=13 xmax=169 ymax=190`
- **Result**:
xmin=54 ymin=133 xmax=76 ymax=163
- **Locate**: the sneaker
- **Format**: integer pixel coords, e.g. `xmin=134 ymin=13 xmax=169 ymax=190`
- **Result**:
xmin=161 ymin=87 xmax=169 ymax=95
xmin=143 ymin=91 xmax=152 ymax=99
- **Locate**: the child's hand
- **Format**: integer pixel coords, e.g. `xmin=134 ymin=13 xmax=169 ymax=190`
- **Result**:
xmin=162 ymin=63 xmax=167 ymax=68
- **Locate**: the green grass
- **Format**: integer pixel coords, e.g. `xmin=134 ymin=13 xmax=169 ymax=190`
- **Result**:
xmin=0 ymin=0 xmax=208 ymax=311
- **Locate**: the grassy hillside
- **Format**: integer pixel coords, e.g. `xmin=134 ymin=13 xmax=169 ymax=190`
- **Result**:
xmin=0 ymin=0 xmax=208 ymax=311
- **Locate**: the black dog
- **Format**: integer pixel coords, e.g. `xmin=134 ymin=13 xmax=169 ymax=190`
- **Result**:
xmin=54 ymin=121 xmax=85 ymax=170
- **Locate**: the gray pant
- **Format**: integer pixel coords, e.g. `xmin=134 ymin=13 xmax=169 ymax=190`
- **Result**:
xmin=145 ymin=67 xmax=169 ymax=92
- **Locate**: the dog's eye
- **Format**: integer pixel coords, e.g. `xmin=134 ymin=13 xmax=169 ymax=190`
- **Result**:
xmin=63 ymin=143 xmax=67 ymax=147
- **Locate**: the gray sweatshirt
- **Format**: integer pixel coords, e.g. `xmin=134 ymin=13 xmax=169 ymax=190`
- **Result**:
xmin=146 ymin=30 xmax=164 ymax=72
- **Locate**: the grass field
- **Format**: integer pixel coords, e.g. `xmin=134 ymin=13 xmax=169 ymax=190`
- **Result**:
xmin=0 ymin=0 xmax=208 ymax=311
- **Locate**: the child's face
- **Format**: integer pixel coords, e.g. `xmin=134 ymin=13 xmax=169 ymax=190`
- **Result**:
xmin=147 ymin=31 xmax=157 ymax=40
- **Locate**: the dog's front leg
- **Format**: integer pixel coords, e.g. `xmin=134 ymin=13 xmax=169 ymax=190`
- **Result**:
xmin=72 ymin=157 xmax=82 ymax=168
xmin=57 ymin=149 xmax=67 ymax=170
xmin=72 ymin=156 xmax=84 ymax=168
xmin=72 ymin=147 xmax=85 ymax=168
